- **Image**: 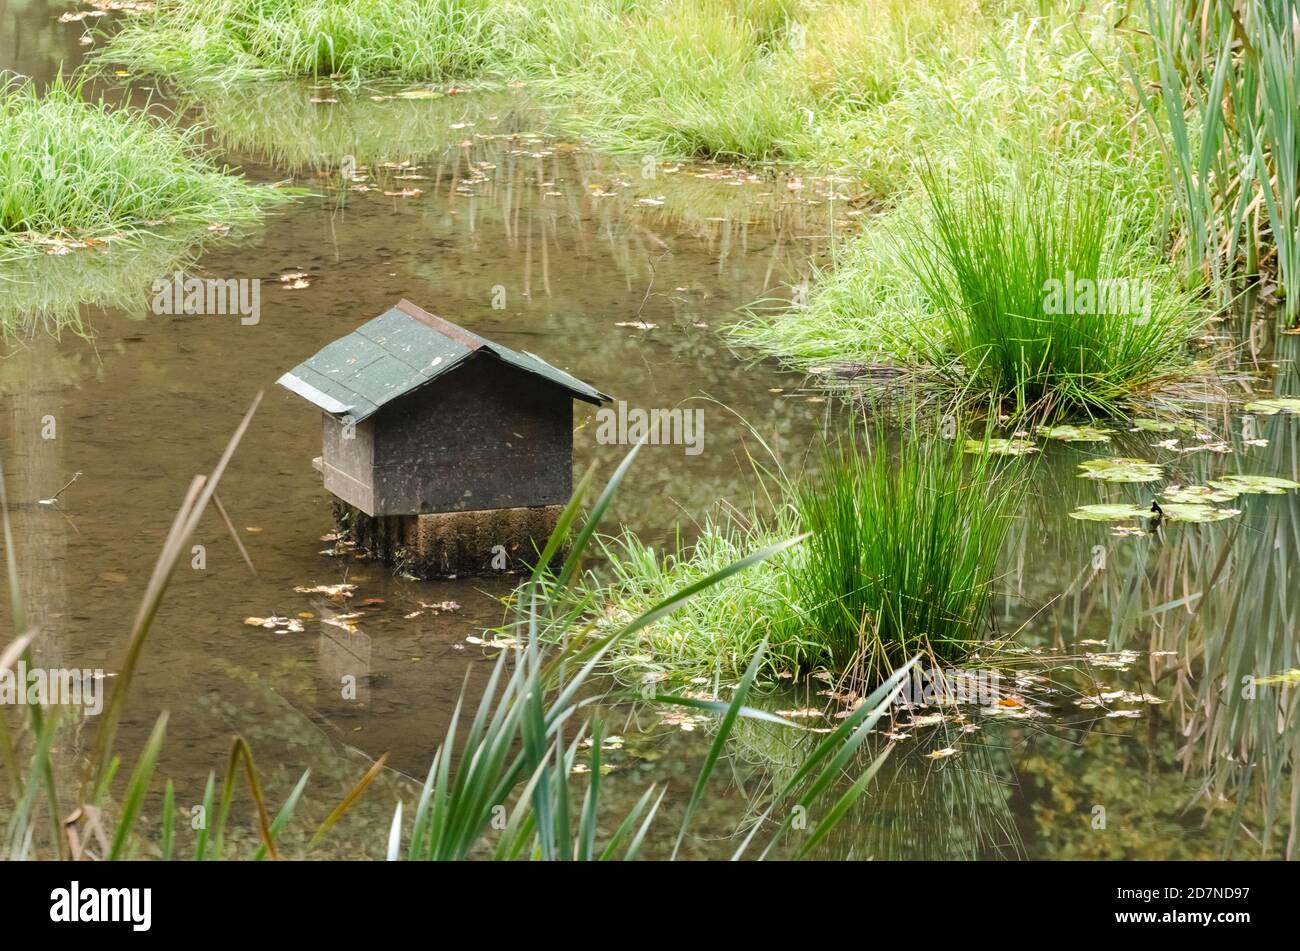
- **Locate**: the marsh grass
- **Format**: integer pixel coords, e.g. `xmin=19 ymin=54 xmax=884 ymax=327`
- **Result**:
xmin=0 ymin=75 xmax=285 ymax=258
xmin=912 ymin=165 xmax=1204 ymax=416
xmin=728 ymin=6 xmax=1186 ymax=388
xmin=397 ymin=450 xmax=915 ymax=859
xmin=592 ymin=511 xmax=819 ymax=682
xmin=102 ymin=0 xmax=1011 ymax=168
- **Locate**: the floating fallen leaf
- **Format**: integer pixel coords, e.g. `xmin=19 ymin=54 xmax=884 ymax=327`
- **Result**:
xmin=294 ymin=583 xmax=356 ymax=598
xmin=244 ymin=616 xmax=303 ymax=633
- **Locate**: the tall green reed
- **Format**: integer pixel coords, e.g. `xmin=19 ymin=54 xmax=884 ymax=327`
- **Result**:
xmin=1132 ymin=0 xmax=1300 ymax=321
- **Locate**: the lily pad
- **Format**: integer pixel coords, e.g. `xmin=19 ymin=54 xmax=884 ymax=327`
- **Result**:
xmin=1037 ymin=424 xmax=1112 ymax=443
xmin=1160 ymin=503 xmax=1240 ymax=523
xmin=1132 ymin=418 xmax=1196 ymax=433
xmin=1243 ymin=397 xmax=1300 ymax=415
xmin=1069 ymin=503 xmax=1147 ymax=522
xmin=1078 ymin=457 xmax=1163 ymax=483
xmin=965 ymin=438 xmax=1038 ymax=456
xmin=1070 ymin=502 xmax=1238 ymax=523
xmin=1162 ymin=484 xmax=1239 ymax=503
xmin=1207 ymin=474 xmax=1300 ymax=495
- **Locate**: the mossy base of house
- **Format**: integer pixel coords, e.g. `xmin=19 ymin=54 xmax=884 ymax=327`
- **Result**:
xmin=334 ymin=501 xmax=564 ymax=578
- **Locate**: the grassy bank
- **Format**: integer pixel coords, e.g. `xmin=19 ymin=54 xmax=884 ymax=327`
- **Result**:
xmin=101 ymin=0 xmax=1003 ymax=167
xmin=0 ymin=76 xmax=284 ymax=258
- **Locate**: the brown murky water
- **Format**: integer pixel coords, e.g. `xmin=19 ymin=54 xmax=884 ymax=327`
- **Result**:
xmin=2 ymin=0 xmax=1299 ymax=860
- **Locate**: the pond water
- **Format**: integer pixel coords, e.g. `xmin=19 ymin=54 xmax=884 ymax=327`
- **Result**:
xmin=2 ymin=0 xmax=1298 ymax=860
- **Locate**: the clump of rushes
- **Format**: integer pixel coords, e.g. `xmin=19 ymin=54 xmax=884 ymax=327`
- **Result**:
xmin=911 ymin=165 xmax=1204 ymax=417
xmin=588 ymin=414 xmax=1022 ymax=687
xmin=0 ymin=76 xmax=285 ymax=257
xmin=792 ymin=417 xmax=1022 ymax=682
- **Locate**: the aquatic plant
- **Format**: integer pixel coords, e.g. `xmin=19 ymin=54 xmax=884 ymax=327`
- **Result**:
xmin=910 ymin=166 xmax=1204 ymax=416
xmin=728 ymin=6 xmax=1179 ymax=384
xmin=791 ymin=417 xmax=1023 ymax=680
xmin=590 ymin=511 xmax=817 ymax=682
xmin=1132 ymin=0 xmax=1300 ymax=321
xmin=397 ymin=449 xmax=914 ymax=858
xmin=0 ymin=75 xmax=285 ymax=258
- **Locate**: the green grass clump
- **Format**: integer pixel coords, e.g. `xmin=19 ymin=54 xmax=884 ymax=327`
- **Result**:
xmin=911 ymin=167 xmax=1204 ymax=416
xmin=792 ymin=421 xmax=1022 ymax=680
xmin=100 ymin=0 xmax=513 ymax=84
xmin=589 ymin=417 xmax=1022 ymax=685
xmin=593 ymin=514 xmax=819 ymax=682
xmin=0 ymin=76 xmax=284 ymax=256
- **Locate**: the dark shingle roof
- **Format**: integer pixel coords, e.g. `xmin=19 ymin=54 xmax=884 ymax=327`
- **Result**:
xmin=277 ymin=299 xmax=609 ymax=421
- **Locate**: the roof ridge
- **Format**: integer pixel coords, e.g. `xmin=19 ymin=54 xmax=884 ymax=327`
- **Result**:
xmin=395 ymin=298 xmax=485 ymax=350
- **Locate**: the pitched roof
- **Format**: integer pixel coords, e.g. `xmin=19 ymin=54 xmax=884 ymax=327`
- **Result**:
xmin=276 ymin=299 xmax=609 ymax=421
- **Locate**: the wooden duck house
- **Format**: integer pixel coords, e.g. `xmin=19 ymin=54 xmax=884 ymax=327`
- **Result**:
xmin=278 ymin=299 xmax=609 ymax=576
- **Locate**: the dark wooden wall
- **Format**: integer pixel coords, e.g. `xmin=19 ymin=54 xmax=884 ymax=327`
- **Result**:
xmin=323 ymin=353 xmax=573 ymax=516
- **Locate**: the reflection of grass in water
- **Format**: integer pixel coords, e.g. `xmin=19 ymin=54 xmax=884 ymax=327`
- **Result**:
xmin=190 ymin=80 xmax=840 ymax=249
xmin=0 ymin=76 xmax=288 ymax=259
xmin=725 ymin=710 xmax=1023 ymax=859
xmin=189 ymin=82 xmax=534 ymax=173
xmin=0 ymin=231 xmax=213 ymax=339
xmin=1079 ymin=344 xmax=1300 ymax=856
